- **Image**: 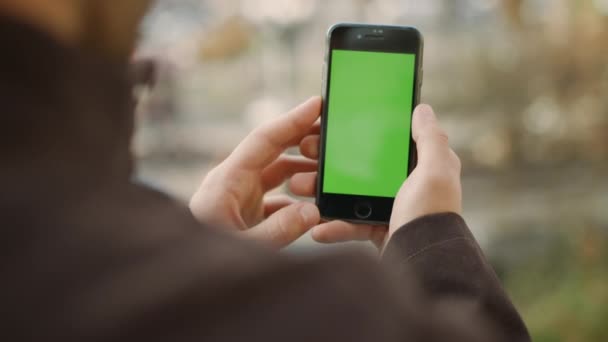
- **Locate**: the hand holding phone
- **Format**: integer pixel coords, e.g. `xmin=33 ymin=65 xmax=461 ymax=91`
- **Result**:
xmin=310 ymin=103 xmax=462 ymax=248
xmin=191 ymin=97 xmax=388 ymax=249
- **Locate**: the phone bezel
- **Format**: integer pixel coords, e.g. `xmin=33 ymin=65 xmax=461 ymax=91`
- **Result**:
xmin=316 ymin=23 xmax=424 ymax=225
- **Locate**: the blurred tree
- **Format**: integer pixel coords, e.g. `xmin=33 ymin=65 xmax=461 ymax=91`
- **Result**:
xmin=502 ymin=0 xmax=523 ymax=27
xmin=491 ymin=225 xmax=608 ymax=342
xmin=199 ymin=16 xmax=252 ymax=60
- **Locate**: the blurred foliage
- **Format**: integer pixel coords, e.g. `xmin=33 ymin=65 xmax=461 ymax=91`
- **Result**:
xmin=489 ymin=224 xmax=608 ymax=342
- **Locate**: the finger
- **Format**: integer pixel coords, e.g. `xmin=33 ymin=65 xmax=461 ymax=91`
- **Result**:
xmin=247 ymin=202 xmax=320 ymax=249
xmin=288 ymin=172 xmax=317 ymax=197
xmin=227 ymin=97 xmax=322 ymax=170
xmin=307 ymin=120 xmax=321 ymax=135
xmin=449 ymin=148 xmax=462 ymax=175
xmin=312 ymin=221 xmax=388 ymax=249
xmin=261 ymin=155 xmax=317 ymax=191
xmin=299 ymin=135 xmax=320 ymax=159
xmin=412 ymin=104 xmax=451 ymax=166
xmin=263 ymin=195 xmax=297 ymax=218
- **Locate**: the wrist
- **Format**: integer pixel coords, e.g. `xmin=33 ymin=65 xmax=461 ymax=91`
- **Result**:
xmin=386 ymin=211 xmax=462 ymax=241
xmin=383 ymin=212 xmax=468 ymax=255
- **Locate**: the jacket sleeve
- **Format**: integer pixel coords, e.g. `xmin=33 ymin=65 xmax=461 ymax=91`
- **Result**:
xmin=382 ymin=213 xmax=531 ymax=342
xmin=81 ymin=214 xmax=530 ymax=342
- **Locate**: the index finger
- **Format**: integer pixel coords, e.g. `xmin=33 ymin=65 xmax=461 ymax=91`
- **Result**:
xmin=227 ymin=96 xmax=322 ymax=170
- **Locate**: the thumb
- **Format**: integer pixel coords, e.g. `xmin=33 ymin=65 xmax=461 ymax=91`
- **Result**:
xmin=246 ymin=202 xmax=320 ymax=249
xmin=412 ymin=104 xmax=450 ymax=166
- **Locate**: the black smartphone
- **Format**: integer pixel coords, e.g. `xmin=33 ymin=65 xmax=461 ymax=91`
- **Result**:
xmin=316 ymin=23 xmax=424 ymax=224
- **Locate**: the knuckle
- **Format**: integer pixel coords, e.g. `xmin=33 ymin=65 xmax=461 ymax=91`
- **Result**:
xmin=419 ymin=127 xmax=449 ymax=148
xmin=435 ymin=127 xmax=449 ymax=145
xmin=252 ymin=122 xmax=281 ymax=148
xmin=450 ymin=149 xmax=462 ymax=172
xmin=188 ymin=195 xmax=199 ymax=213
xmin=424 ymin=169 xmax=456 ymax=191
xmin=271 ymin=210 xmax=296 ymax=245
xmin=274 ymin=154 xmax=290 ymax=169
xmin=202 ymin=166 xmax=217 ymax=181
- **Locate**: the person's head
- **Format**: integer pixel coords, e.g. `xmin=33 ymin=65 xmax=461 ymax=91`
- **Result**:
xmin=0 ymin=0 xmax=153 ymax=60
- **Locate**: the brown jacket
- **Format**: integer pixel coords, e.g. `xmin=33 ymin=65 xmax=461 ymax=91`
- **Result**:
xmin=0 ymin=18 xmax=530 ymax=341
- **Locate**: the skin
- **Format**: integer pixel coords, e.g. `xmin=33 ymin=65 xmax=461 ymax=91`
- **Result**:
xmin=191 ymin=98 xmax=462 ymax=250
xmin=0 ymin=0 xmax=462 ymax=250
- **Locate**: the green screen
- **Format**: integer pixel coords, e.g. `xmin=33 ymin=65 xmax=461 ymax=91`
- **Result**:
xmin=323 ymin=49 xmax=415 ymax=198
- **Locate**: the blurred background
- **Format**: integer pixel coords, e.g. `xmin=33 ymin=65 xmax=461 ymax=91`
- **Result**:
xmin=133 ymin=0 xmax=608 ymax=340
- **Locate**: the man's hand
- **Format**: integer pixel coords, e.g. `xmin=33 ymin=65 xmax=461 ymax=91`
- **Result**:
xmin=389 ymin=104 xmax=462 ymax=237
xmin=301 ymin=104 xmax=462 ymax=249
xmin=190 ymin=97 xmax=386 ymax=249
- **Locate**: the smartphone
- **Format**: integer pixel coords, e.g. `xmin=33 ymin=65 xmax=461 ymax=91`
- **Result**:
xmin=316 ymin=23 xmax=424 ymax=224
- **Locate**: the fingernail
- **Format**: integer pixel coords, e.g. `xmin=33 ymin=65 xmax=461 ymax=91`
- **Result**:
xmin=416 ymin=104 xmax=435 ymax=120
xmin=299 ymin=203 xmax=319 ymax=224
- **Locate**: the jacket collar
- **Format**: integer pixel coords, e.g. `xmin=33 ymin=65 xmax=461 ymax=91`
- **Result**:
xmin=0 ymin=16 xmax=135 ymax=190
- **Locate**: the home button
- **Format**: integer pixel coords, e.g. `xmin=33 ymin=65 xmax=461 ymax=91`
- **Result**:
xmin=354 ymin=202 xmax=372 ymax=220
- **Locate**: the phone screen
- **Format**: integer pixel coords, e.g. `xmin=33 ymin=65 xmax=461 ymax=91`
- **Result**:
xmin=323 ymin=49 xmax=416 ymax=198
